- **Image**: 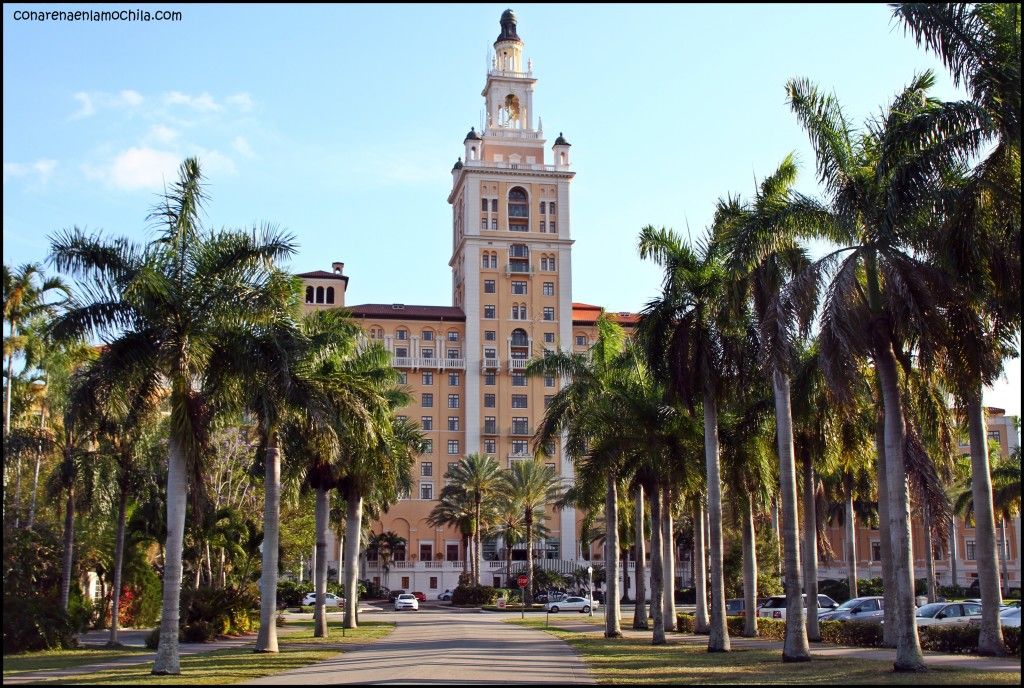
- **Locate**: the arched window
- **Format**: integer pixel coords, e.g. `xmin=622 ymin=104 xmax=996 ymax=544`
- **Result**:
xmin=508 ymin=187 xmax=528 ymax=232
xmin=326 ymin=286 xmax=335 ymax=304
xmin=305 ymin=286 xmax=314 ymax=303
xmin=511 ymin=328 xmax=529 ymax=347
xmin=369 ymin=326 xmax=384 ymax=340
xmin=316 ymin=286 xmax=325 ymax=304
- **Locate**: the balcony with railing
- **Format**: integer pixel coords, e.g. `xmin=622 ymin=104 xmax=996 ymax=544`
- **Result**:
xmin=509 ymin=424 xmax=532 ymax=437
xmin=482 ymin=422 xmax=498 ymax=435
xmin=508 ymin=452 xmax=532 ymax=462
xmin=481 ymin=357 xmax=500 ymax=371
xmin=414 ymin=357 xmax=439 ymax=369
xmin=392 ymin=356 xmax=413 ymax=368
xmin=508 ymin=359 xmax=528 ymax=373
xmin=505 ymin=263 xmax=533 ymax=275
xmin=443 ymin=358 xmax=465 ymax=370
xmin=463 ymin=159 xmax=563 ymax=172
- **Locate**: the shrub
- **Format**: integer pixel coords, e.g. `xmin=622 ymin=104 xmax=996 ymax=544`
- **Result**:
xmin=919 ymin=625 xmax=979 ymax=654
xmin=277 ymin=580 xmax=313 ymax=608
xmin=675 ymin=588 xmax=696 ymax=604
xmin=858 ymin=578 xmax=884 ymax=596
xmin=1003 ymin=626 xmax=1020 ymax=655
xmin=819 ymin=619 xmax=885 ymax=648
xmin=144 ymin=627 xmax=161 ymax=650
xmin=180 ymin=585 xmax=260 ymax=642
xmin=451 ymin=584 xmax=500 ymax=606
xmin=2 ymin=596 xmax=79 ymax=654
xmin=818 ymin=579 xmax=850 ymax=604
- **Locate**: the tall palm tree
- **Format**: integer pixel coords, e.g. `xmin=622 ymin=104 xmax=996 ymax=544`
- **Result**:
xmin=638 ymin=226 xmax=740 ymax=653
xmin=893 ymin=3 xmax=1020 ymax=656
xmin=500 ymin=458 xmax=562 ymax=608
xmin=785 ymin=72 xmax=974 ymax=671
xmin=427 ymin=484 xmax=476 ymax=577
xmin=367 ymin=531 xmax=407 ymax=591
xmin=446 ymin=453 xmax=502 ymax=585
xmin=3 ymin=262 xmax=69 ymax=440
xmin=48 ymin=158 xmax=296 ymax=675
xmin=489 ymin=489 xmax=543 ymax=585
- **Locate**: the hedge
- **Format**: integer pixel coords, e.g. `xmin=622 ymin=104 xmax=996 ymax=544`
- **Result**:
xmin=451 ymin=584 xmax=500 ymax=607
xmin=676 ymin=613 xmax=784 ymax=640
xmin=819 ymin=620 xmax=885 ymax=647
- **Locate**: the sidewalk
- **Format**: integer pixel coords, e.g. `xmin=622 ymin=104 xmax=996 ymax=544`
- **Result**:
xmin=543 ymin=617 xmax=1022 ymax=673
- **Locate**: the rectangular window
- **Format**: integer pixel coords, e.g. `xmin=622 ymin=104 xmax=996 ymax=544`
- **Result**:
xmin=512 ymin=281 xmax=527 ymax=295
xmin=490 ymin=218 xmax=498 ymax=230
xmin=397 ymin=371 xmax=407 ymax=384
xmin=448 ymin=331 xmax=459 ymax=342
xmin=422 ymin=330 xmax=434 ymax=341
xmin=448 ymin=440 xmax=460 ymax=455
xmin=449 ymin=372 xmax=460 ymax=386
xmin=544 ymin=374 xmax=555 ymax=388
xmin=483 ymin=438 xmax=496 ymax=453
xmin=512 ymin=417 xmax=529 ymax=434
xmin=421 ymin=416 xmax=433 ymax=430
xmin=448 ymin=348 xmax=461 ymax=358
xmin=395 ymin=347 xmax=408 ymax=358
xmin=448 ymin=416 xmax=460 ymax=431
xmin=481 ymin=219 xmax=488 ymax=230
xmin=420 ymin=348 xmax=433 ymax=359
xmin=549 ymin=202 xmax=556 ymax=214
xmin=540 ymin=201 xmax=546 ymax=214
xmin=484 ymin=280 xmax=496 ymax=294
xmin=484 ymin=415 xmax=497 ymax=432
xmin=396 ymin=330 xmax=407 ymax=341
xmin=540 ymin=221 xmax=546 ymax=232
xmin=447 ymin=543 xmax=460 ymax=561
xmin=511 ymin=373 xmax=527 ymax=387
xmin=575 ymin=335 xmax=587 ymax=346
xmin=491 ymin=199 xmax=498 ymax=212
xmin=484 ymin=305 xmax=496 ymax=319
xmin=543 ymin=307 xmax=555 ymax=321
xmin=430 ymin=576 xmax=438 ymax=590
xmin=420 ymin=482 xmax=434 ymax=500
xmin=484 ymin=372 xmax=496 ymax=386
xmin=543 ymin=332 xmax=555 ymax=344
xmin=481 ymin=199 xmax=489 ymax=212
xmin=422 ymin=372 xmax=433 ymax=385
xmin=485 ymin=330 xmax=496 ymax=341
xmin=544 ymin=395 xmax=554 ymax=409
xmin=484 ymin=393 xmax=496 ymax=408
xmin=987 ymin=430 xmax=1001 ymax=442
xmin=512 ymin=394 xmax=528 ymax=408
xmin=422 ymin=439 xmax=433 ymax=453
xmin=511 ymin=440 xmax=529 ymax=455
xmin=870 ymin=541 xmax=881 ymax=562
xmin=422 ymin=393 xmax=433 ymax=408
xmin=421 ymin=462 xmax=433 ymax=477
xmin=966 ymin=539 xmax=976 ymax=560
xmin=550 ymin=221 xmax=556 ymax=232
xmin=448 ymin=394 xmax=460 ymax=408
xmin=543 ymin=282 xmax=554 ymax=296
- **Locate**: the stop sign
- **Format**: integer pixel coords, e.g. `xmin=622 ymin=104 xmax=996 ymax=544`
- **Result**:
xmin=517 ymin=575 xmax=528 ymax=588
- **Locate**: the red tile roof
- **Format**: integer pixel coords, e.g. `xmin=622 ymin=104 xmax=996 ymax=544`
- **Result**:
xmin=297 ymin=270 xmax=349 ymax=282
xmin=572 ymin=302 xmax=640 ymax=327
xmin=347 ymin=304 xmax=466 ymax=322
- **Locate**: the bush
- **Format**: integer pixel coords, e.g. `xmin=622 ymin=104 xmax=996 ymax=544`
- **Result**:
xmin=180 ymin=585 xmax=260 ymax=642
xmin=919 ymin=625 xmax=979 ymax=654
xmin=1004 ymin=626 xmax=1020 ymax=655
xmin=675 ymin=587 xmax=696 ymax=604
xmin=818 ymin=579 xmax=850 ymax=604
xmin=277 ymin=580 xmax=313 ymax=608
xmin=451 ymin=584 xmax=500 ymax=606
xmin=858 ymin=578 xmax=884 ymax=596
xmin=819 ymin=619 xmax=885 ymax=648
xmin=2 ymin=596 xmax=80 ymax=654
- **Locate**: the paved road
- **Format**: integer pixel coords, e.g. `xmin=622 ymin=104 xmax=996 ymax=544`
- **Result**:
xmin=246 ymin=608 xmax=595 ymax=685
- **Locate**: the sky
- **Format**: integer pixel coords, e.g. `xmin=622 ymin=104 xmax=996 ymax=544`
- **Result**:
xmin=3 ymin=3 xmax=1019 ymax=417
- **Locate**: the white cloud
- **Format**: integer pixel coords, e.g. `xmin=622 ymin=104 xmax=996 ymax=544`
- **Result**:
xmin=164 ymin=91 xmax=222 ymax=112
xmin=148 ymin=124 xmax=179 ymax=145
xmin=119 ymin=90 xmax=144 ymax=107
xmin=232 ymin=136 xmax=254 ymax=158
xmin=191 ymin=149 xmax=236 ymax=177
xmin=225 ymin=93 xmax=254 ymax=112
xmin=3 ymin=159 xmax=58 ymax=184
xmin=108 ymin=147 xmax=180 ymax=190
xmin=70 ymin=90 xmax=144 ymax=119
xmin=71 ymin=92 xmax=95 ymax=119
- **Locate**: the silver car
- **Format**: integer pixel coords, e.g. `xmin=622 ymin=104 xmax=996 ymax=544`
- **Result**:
xmin=817 ymin=596 xmax=884 ymax=622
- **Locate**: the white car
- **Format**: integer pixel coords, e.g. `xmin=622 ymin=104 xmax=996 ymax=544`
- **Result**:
xmin=394 ymin=593 xmax=419 ymax=611
xmin=301 ymin=592 xmax=342 ymax=607
xmin=757 ymin=594 xmax=839 ymax=620
xmin=545 ymin=596 xmax=598 ymax=613
xmin=969 ymin=606 xmax=1022 ymax=629
xmin=912 ymin=601 xmax=981 ymax=627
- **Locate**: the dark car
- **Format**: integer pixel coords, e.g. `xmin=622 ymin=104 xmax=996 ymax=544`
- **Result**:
xmin=411 ymin=591 xmax=427 ymax=602
xmin=388 ymin=589 xmax=407 ymax=601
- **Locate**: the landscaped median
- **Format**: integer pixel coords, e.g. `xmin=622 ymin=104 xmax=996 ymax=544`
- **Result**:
xmin=675 ymin=613 xmax=1022 ymax=657
xmin=506 ymin=617 xmax=1021 ymax=684
xmin=1 ymin=621 xmax=394 ymax=685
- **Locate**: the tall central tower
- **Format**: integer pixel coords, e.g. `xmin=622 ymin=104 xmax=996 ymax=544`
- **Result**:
xmin=447 ymin=9 xmax=578 ymax=559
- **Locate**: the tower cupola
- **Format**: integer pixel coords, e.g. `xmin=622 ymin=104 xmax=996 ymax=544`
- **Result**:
xmin=493 ymin=9 xmax=524 ymax=73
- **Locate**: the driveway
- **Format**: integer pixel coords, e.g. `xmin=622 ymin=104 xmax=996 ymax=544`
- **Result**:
xmin=245 ymin=608 xmax=595 ymax=684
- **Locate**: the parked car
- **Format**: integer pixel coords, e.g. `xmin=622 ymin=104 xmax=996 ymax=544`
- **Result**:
xmin=545 ymin=596 xmax=598 ymax=614
xmin=967 ymin=606 xmax=1021 ymax=629
xmin=910 ymin=601 xmax=981 ymax=628
xmin=411 ymin=591 xmax=427 ymax=602
xmin=817 ymin=596 xmax=885 ymax=622
xmin=756 ymin=594 xmax=839 ymax=620
xmin=394 ymin=593 xmax=419 ymax=611
xmin=301 ymin=592 xmax=342 ymax=607
xmin=438 ymin=589 xmax=453 ymax=601
xmin=388 ymin=589 xmax=407 ymax=601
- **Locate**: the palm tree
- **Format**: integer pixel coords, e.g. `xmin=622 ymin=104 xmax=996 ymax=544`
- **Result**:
xmin=445 ymin=453 xmax=502 ymax=586
xmin=638 ymin=226 xmax=741 ymax=653
xmin=48 ymin=158 xmax=296 ymax=675
xmin=785 ymin=72 xmax=976 ymax=671
xmin=367 ymin=531 xmax=407 ymax=591
xmin=893 ymin=3 xmax=1020 ymax=656
xmin=500 ymin=458 xmax=562 ymax=608
xmin=489 ymin=490 xmax=542 ymax=586
xmin=3 ymin=262 xmax=69 ymax=440
xmin=427 ymin=484 xmax=476 ymax=578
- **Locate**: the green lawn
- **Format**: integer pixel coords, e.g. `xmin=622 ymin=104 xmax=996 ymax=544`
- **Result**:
xmin=507 ymin=619 xmax=1021 ymax=685
xmin=3 ymin=621 xmax=394 ymax=685
xmin=3 ymin=647 xmax=151 ymax=676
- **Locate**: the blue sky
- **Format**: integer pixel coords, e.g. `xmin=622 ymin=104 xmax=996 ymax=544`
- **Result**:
xmin=3 ymin=3 xmax=1019 ymax=416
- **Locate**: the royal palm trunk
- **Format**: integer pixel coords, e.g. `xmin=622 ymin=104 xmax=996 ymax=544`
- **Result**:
xmin=343 ymin=489 xmax=363 ymax=629
xmin=845 ymin=481 xmax=858 ymax=599
xmin=773 ymin=369 xmax=809 ymax=661
xmin=525 ymin=507 xmax=534 ymax=607
xmin=923 ymin=502 xmax=936 ymax=603
xmin=742 ymin=500 xmax=758 ymax=637
xmin=60 ymin=483 xmax=75 ymax=611
xmin=703 ymin=392 xmax=730 ymax=652
xmin=875 ymin=415 xmax=896 ymax=646
xmin=633 ymin=485 xmax=648 ymax=630
xmin=649 ymin=485 xmax=665 ymax=645
xmin=604 ymin=473 xmax=622 ymax=637
xmin=693 ymin=501 xmax=709 ymax=633
xmin=254 ymin=439 xmax=281 ymax=653
xmin=108 ymin=486 xmax=129 ymax=645
xmin=801 ymin=450 xmax=819 ymax=641
xmin=314 ymin=487 xmax=329 ymax=638
xmin=948 ymin=516 xmax=959 ymax=593
xmin=153 ymin=436 xmax=188 ymax=674
xmin=966 ymin=394 xmax=1005 ymax=655
xmin=662 ymin=484 xmax=676 ymax=630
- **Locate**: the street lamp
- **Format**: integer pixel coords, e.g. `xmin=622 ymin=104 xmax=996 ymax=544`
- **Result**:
xmin=587 ymin=565 xmax=594 ymax=618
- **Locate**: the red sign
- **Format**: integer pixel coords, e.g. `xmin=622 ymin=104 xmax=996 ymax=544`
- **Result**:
xmin=517 ymin=575 xmax=528 ymax=588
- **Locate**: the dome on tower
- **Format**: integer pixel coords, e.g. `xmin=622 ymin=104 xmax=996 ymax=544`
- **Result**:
xmin=554 ymin=132 xmax=571 ymax=147
xmin=452 ymin=157 xmax=464 ymax=171
xmin=464 ymin=127 xmax=481 ymax=142
xmin=495 ymin=9 xmax=522 ymax=44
